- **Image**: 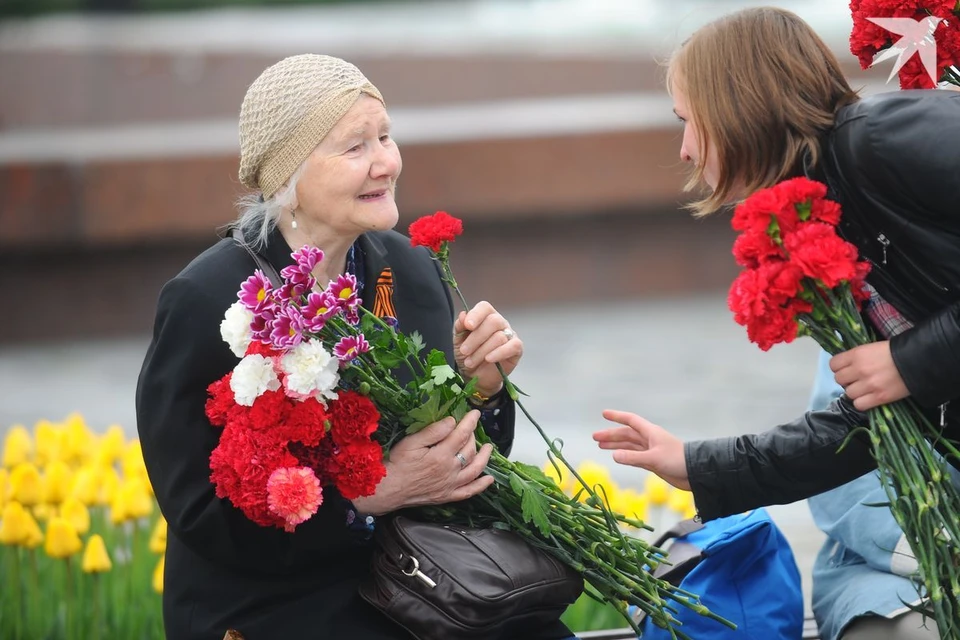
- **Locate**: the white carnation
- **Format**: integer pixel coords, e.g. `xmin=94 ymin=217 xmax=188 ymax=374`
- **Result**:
xmin=220 ymin=302 xmax=254 ymax=358
xmin=230 ymin=354 xmax=280 ymax=406
xmin=281 ymin=340 xmax=340 ymax=401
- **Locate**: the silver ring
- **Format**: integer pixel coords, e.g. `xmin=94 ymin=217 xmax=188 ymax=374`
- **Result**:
xmin=455 ymin=452 xmax=468 ymax=469
xmin=502 ymin=328 xmax=516 ymax=340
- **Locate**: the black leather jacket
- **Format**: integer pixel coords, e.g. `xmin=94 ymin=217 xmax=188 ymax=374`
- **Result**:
xmin=686 ymin=90 xmax=960 ymax=521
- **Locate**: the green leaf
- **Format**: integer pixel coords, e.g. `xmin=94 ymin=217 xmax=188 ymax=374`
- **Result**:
xmin=408 ymin=332 xmax=426 ymax=356
xmin=405 ymin=393 xmax=442 ymax=434
xmin=430 ymin=364 xmax=457 ymax=386
xmin=521 ymin=485 xmax=552 ymax=537
xmin=514 ymin=461 xmax=554 ymax=487
xmin=426 ymin=349 xmax=448 ymax=368
xmin=451 ymin=398 xmax=471 ymax=423
xmin=509 ymin=473 xmax=526 ymax=497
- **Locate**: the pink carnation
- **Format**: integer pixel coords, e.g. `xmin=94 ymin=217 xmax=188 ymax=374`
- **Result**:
xmin=266 ymin=467 xmax=323 ymax=533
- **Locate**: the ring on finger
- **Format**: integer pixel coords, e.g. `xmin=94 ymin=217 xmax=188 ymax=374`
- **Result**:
xmin=455 ymin=452 xmax=468 ymax=469
xmin=502 ymin=328 xmax=516 ymax=340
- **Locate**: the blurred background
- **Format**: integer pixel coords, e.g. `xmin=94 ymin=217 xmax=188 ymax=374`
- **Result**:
xmin=1 ymin=0 xmax=892 ymax=625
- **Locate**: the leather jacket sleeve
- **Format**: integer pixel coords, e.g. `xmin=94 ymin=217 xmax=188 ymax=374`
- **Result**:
xmin=684 ymin=396 xmax=877 ymax=521
xmin=890 ymin=300 xmax=960 ymax=407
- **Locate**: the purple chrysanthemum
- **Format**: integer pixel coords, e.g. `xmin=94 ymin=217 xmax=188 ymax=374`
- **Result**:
xmin=250 ymin=307 xmax=276 ymax=342
xmin=333 ymin=335 xmax=370 ymax=363
xmin=269 ymin=305 xmax=306 ymax=349
xmin=327 ymin=274 xmax=359 ymax=310
xmin=344 ymin=307 xmax=360 ymax=326
xmin=293 ymin=246 xmax=324 ymax=273
xmin=276 ymin=279 xmax=313 ymax=304
xmin=301 ymin=291 xmax=340 ymax=333
xmin=238 ymin=271 xmax=274 ymax=312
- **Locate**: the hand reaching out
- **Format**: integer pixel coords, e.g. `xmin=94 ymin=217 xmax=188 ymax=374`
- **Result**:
xmin=592 ymin=410 xmax=691 ymax=490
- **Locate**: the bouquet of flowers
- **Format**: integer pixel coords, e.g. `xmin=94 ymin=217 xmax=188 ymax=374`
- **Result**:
xmin=849 ymin=0 xmax=960 ymax=89
xmin=727 ymin=177 xmax=960 ymax=636
xmin=203 ymin=212 xmax=733 ymax=637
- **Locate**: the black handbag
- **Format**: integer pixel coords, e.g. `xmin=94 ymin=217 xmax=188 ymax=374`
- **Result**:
xmin=359 ymin=515 xmax=583 ymax=640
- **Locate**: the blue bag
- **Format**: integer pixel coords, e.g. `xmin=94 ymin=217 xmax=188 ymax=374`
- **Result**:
xmin=636 ymin=508 xmax=804 ymax=639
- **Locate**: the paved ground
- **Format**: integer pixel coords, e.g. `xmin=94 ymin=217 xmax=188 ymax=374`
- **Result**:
xmin=0 ymin=292 xmax=826 ymax=613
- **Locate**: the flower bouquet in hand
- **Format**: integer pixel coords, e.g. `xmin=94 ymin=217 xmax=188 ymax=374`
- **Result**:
xmin=728 ymin=177 xmax=960 ymax=635
xmin=205 ymin=212 xmax=733 ymax=637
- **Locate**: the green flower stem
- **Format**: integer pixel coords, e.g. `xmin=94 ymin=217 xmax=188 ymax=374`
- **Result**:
xmin=798 ymin=278 xmax=960 ymax=639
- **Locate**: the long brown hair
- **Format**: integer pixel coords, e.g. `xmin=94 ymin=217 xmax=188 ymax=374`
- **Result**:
xmin=667 ymin=7 xmax=860 ymax=215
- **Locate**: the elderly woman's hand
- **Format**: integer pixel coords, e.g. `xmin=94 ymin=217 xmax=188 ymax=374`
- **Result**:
xmin=453 ymin=301 xmax=523 ymax=398
xmin=351 ymin=411 xmax=494 ymax=516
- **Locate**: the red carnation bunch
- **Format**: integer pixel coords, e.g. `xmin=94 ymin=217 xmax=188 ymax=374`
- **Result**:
xmin=849 ymin=0 xmax=960 ymax=89
xmin=206 ymin=375 xmax=386 ymax=532
xmin=408 ymin=210 xmax=464 ymax=252
xmin=727 ymin=177 xmax=871 ymax=351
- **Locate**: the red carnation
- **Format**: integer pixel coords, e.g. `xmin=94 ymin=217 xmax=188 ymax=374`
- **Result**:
xmin=333 ymin=440 xmax=387 ymax=500
xmin=205 ymin=373 xmax=236 ymax=427
xmin=248 ymin=388 xmax=289 ymax=431
xmin=727 ymin=263 xmax=805 ymax=351
xmin=245 ymin=340 xmax=280 ymax=358
xmin=773 ymin=177 xmax=827 ymax=205
xmin=408 ymin=211 xmax=464 ymax=252
xmin=733 ymin=230 xmax=783 ymax=268
xmin=783 ymin=223 xmax=861 ymax=288
xmin=329 ymin=391 xmax=381 ymax=447
xmin=278 ymin=398 xmax=329 ymax=448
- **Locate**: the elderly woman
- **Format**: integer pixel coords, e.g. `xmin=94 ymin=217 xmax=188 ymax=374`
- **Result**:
xmin=136 ymin=55 xmax=570 ymax=640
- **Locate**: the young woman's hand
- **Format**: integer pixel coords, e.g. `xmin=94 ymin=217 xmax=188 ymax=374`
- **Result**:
xmin=593 ymin=410 xmax=691 ymax=490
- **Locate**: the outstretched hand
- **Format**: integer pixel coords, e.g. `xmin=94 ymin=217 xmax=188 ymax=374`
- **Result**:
xmin=592 ymin=410 xmax=691 ymax=490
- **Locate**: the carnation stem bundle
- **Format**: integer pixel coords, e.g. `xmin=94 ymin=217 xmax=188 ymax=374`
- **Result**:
xmin=728 ymin=178 xmax=960 ymax=638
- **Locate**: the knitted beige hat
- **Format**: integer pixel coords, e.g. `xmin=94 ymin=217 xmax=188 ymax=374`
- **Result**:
xmin=238 ymin=54 xmax=385 ymax=198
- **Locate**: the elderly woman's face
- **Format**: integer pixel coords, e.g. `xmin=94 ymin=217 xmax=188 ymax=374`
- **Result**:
xmin=295 ymin=94 xmax=402 ymax=237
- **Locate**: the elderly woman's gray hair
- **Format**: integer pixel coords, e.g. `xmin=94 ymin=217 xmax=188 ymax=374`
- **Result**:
xmin=234 ymin=54 xmax=384 ymax=248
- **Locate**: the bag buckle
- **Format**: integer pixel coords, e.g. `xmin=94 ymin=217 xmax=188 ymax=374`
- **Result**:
xmin=399 ymin=554 xmax=437 ymax=589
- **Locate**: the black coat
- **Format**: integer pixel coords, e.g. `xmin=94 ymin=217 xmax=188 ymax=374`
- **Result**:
xmin=136 ymin=228 xmax=566 ymax=640
xmin=686 ymin=90 xmax=960 ymax=521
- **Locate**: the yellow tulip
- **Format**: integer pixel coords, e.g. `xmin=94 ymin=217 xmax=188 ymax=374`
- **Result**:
xmin=42 ymin=460 xmax=73 ymax=504
xmin=644 ymin=474 xmax=671 ymax=507
xmin=34 ymin=420 xmax=65 ymax=466
xmin=70 ymin=467 xmax=101 ymax=506
xmin=667 ymin=488 xmax=694 ymax=515
xmin=10 ymin=462 xmax=42 ymax=506
xmin=0 ymin=501 xmax=30 ymax=545
xmin=44 ymin=517 xmax=82 ymax=559
xmin=122 ymin=441 xmax=152 ymax=494
xmin=32 ymin=503 xmax=57 ymax=523
xmin=82 ymin=534 xmax=112 ymax=573
xmin=21 ymin=510 xmax=44 ymax=549
xmin=153 ymin=555 xmax=165 ymax=594
xmin=60 ymin=498 xmax=91 ymax=535
xmin=109 ymin=490 xmax=127 ymax=525
xmin=94 ymin=425 xmax=126 ymax=467
xmin=149 ymin=517 xmax=167 ymax=554
xmin=613 ymin=488 xmax=649 ymax=524
xmin=2 ymin=425 xmax=33 ymax=468
xmin=121 ymin=477 xmax=153 ymax=520
xmin=0 ymin=468 xmax=10 ymax=510
xmin=63 ymin=413 xmax=95 ymax=464
xmin=575 ymin=461 xmax=617 ymax=507
xmin=98 ymin=466 xmax=121 ymax=506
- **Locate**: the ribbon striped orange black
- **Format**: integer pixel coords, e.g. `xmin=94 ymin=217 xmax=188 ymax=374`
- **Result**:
xmin=372 ymin=267 xmax=397 ymax=319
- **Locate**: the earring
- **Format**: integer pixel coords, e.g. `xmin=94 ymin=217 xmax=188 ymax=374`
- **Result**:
xmin=291 ymin=211 xmax=298 ymax=230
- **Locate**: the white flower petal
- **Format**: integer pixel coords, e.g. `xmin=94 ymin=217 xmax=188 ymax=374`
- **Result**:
xmin=220 ymin=302 xmax=254 ymax=358
xmin=230 ymin=354 xmax=280 ymax=406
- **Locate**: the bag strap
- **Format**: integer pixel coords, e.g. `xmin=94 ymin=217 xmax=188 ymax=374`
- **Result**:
xmin=230 ymin=227 xmax=282 ymax=287
xmin=651 ymin=518 xmax=705 ymax=549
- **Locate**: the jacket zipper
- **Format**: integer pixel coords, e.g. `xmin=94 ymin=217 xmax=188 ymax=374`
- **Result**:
xmin=877 ymin=233 xmax=950 ymax=293
xmin=942 ymin=401 xmax=950 ymax=428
